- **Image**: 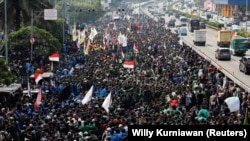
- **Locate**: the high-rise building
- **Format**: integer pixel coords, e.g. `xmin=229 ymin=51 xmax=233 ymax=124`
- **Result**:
xmin=213 ymin=0 xmax=250 ymax=20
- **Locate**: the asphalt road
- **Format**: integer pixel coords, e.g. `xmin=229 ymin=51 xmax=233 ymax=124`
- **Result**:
xmin=140 ymin=1 xmax=250 ymax=92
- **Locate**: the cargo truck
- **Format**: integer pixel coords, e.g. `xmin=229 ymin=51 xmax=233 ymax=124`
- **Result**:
xmin=230 ymin=35 xmax=248 ymax=56
xmin=217 ymin=29 xmax=231 ymax=47
xmin=193 ymin=30 xmax=206 ymax=46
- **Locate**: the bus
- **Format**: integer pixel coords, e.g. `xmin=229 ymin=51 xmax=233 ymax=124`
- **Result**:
xmin=180 ymin=16 xmax=188 ymax=26
xmin=188 ymin=18 xmax=200 ymax=32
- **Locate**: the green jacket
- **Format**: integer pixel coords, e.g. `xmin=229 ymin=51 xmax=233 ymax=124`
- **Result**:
xmin=79 ymin=125 xmax=97 ymax=132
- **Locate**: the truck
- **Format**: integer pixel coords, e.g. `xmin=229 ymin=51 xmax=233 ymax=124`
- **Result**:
xmin=188 ymin=18 xmax=200 ymax=32
xmin=193 ymin=30 xmax=206 ymax=46
xmin=230 ymin=35 xmax=248 ymax=56
xmin=217 ymin=29 xmax=231 ymax=47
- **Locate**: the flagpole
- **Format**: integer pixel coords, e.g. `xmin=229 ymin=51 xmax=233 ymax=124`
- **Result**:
xmin=51 ymin=61 xmax=54 ymax=71
xmin=83 ymin=35 xmax=86 ymax=54
xmin=4 ymin=0 xmax=8 ymax=64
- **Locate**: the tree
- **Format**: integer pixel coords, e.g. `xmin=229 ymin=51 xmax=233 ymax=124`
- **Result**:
xmin=0 ymin=0 xmax=54 ymax=31
xmin=0 ymin=0 xmax=68 ymax=45
xmin=40 ymin=18 xmax=65 ymax=44
xmin=193 ymin=0 xmax=206 ymax=7
xmin=0 ymin=59 xmax=17 ymax=86
xmin=8 ymin=26 xmax=61 ymax=57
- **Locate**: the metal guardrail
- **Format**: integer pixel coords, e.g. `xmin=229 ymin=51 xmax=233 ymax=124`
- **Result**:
xmin=205 ymin=24 xmax=220 ymax=31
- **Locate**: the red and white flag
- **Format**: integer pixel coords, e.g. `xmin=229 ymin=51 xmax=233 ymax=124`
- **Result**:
xmin=49 ymin=53 xmax=59 ymax=62
xmin=34 ymin=73 xmax=42 ymax=84
xmin=123 ymin=61 xmax=135 ymax=69
xmin=34 ymin=88 xmax=42 ymax=109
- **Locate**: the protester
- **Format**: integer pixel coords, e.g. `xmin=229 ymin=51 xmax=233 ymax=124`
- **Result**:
xmin=0 ymin=9 xmax=249 ymax=141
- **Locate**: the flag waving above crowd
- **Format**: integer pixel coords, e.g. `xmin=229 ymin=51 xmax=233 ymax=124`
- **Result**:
xmin=81 ymin=85 xmax=94 ymax=105
xmin=49 ymin=53 xmax=59 ymax=62
xmin=102 ymin=92 xmax=112 ymax=113
xmin=4 ymin=3 xmax=250 ymax=140
xmin=34 ymin=73 xmax=42 ymax=84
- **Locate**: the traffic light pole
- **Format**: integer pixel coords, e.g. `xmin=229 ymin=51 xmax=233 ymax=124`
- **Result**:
xmin=4 ymin=0 xmax=8 ymax=63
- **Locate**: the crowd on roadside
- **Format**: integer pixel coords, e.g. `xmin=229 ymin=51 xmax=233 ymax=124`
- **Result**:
xmin=0 ymin=10 xmax=250 ymax=141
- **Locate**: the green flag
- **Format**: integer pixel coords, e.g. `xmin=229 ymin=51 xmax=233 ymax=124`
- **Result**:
xmin=243 ymin=109 xmax=249 ymax=125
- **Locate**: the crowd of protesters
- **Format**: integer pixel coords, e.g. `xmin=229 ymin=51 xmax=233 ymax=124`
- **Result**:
xmin=0 ymin=8 xmax=250 ymax=141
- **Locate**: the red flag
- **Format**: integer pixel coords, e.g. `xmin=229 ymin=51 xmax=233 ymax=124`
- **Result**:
xmin=34 ymin=73 xmax=42 ymax=84
xmin=49 ymin=53 xmax=59 ymax=62
xmin=123 ymin=61 xmax=135 ymax=69
xmin=34 ymin=88 xmax=42 ymax=109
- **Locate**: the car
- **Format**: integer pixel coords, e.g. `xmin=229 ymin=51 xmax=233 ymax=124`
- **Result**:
xmin=247 ymin=38 xmax=250 ymax=49
xmin=239 ymin=56 xmax=250 ymax=74
xmin=178 ymin=27 xmax=187 ymax=36
xmin=168 ymin=21 xmax=175 ymax=28
xmin=231 ymin=24 xmax=240 ymax=32
xmin=175 ymin=14 xmax=180 ymax=19
xmin=225 ymin=21 xmax=233 ymax=27
xmin=200 ymin=22 xmax=206 ymax=29
xmin=215 ymin=48 xmax=231 ymax=60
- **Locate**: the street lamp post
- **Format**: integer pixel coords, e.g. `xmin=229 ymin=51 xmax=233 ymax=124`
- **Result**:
xmin=246 ymin=0 xmax=248 ymax=32
xmin=62 ymin=0 xmax=65 ymax=45
xmin=4 ymin=0 xmax=8 ymax=63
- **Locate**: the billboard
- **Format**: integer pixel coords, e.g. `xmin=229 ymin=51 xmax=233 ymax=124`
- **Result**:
xmin=213 ymin=0 xmax=250 ymax=5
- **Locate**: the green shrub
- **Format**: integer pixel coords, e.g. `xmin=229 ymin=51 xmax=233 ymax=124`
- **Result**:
xmin=237 ymin=30 xmax=250 ymax=38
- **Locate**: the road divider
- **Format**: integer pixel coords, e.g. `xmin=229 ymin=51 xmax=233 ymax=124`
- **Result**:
xmin=205 ymin=24 xmax=220 ymax=31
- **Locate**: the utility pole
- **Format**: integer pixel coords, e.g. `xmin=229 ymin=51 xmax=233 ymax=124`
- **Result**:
xmin=62 ymin=0 xmax=65 ymax=45
xmin=4 ymin=0 xmax=8 ymax=63
xmin=246 ymin=0 xmax=248 ymax=32
xmin=30 ymin=9 xmax=34 ymax=61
